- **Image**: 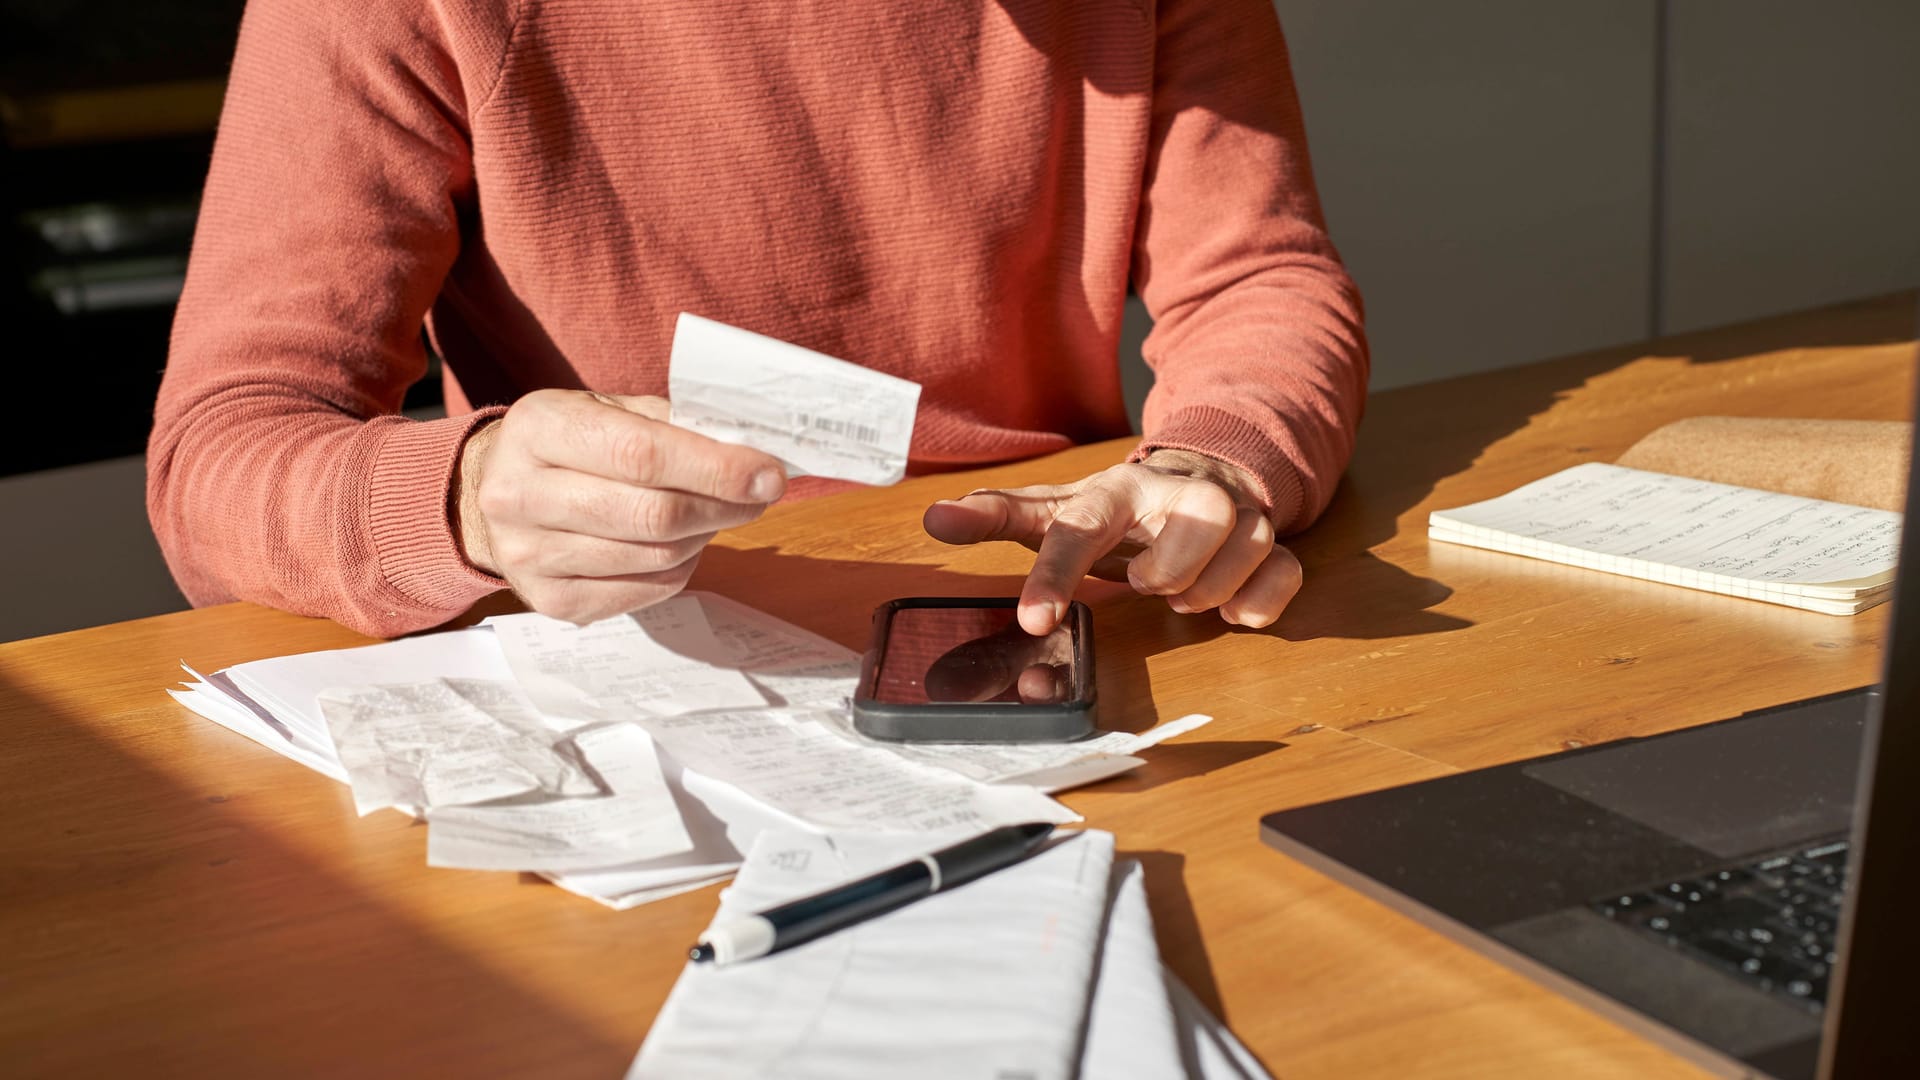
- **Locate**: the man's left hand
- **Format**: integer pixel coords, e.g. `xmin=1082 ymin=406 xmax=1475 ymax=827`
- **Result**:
xmin=922 ymin=449 xmax=1303 ymax=635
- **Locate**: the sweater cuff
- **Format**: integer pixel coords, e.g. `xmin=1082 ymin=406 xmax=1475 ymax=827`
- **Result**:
xmin=1130 ymin=405 xmax=1308 ymax=533
xmin=367 ymin=408 xmax=510 ymax=619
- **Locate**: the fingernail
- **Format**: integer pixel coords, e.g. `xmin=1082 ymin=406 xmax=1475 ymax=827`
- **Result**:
xmin=1168 ymin=597 xmax=1193 ymax=614
xmin=750 ymin=469 xmax=785 ymax=502
xmin=1022 ymin=600 xmax=1060 ymax=634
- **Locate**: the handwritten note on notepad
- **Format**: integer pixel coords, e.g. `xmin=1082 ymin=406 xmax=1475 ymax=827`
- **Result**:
xmin=1429 ymin=463 xmax=1900 ymax=615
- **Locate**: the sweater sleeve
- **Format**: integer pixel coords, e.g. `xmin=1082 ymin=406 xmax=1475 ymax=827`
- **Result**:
xmin=1128 ymin=0 xmax=1369 ymax=533
xmin=148 ymin=0 xmax=515 ymax=638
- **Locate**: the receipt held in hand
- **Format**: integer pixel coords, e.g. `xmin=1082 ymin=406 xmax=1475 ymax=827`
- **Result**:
xmin=668 ymin=313 xmax=922 ymax=486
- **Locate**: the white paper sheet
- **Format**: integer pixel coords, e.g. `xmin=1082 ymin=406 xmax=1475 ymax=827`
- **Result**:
xmin=631 ymin=829 xmax=1117 ymax=1080
xmin=1167 ymin=975 xmax=1273 ymax=1080
xmin=171 ymin=678 xmax=349 ymax=783
xmin=488 ymin=597 xmax=768 ymax=725
xmin=222 ymin=627 xmax=515 ymax=752
xmin=653 ymin=706 xmax=1080 ymax=831
xmin=818 ymin=711 xmax=1215 ymax=789
xmin=1080 ymin=859 xmax=1187 ymax=1078
xmin=548 ymin=871 xmax=736 ymax=911
xmin=425 ymin=723 xmax=696 ymax=872
xmin=668 ymin=312 xmax=921 ymax=486
xmin=1080 ymin=862 xmax=1273 ymax=1080
xmin=315 ymin=677 xmax=597 ymax=816
xmin=543 ymin=763 xmax=806 ymax=905
xmin=494 ymin=614 xmax=1079 ymax=833
xmin=696 ymin=592 xmax=863 ymax=709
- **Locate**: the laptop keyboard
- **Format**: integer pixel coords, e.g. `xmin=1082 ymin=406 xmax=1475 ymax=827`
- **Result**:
xmin=1592 ymin=839 xmax=1849 ymax=1010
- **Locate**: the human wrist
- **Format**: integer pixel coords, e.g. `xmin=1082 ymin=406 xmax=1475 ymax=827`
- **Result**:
xmin=452 ymin=418 xmax=502 ymax=576
xmin=1141 ymin=448 xmax=1265 ymax=511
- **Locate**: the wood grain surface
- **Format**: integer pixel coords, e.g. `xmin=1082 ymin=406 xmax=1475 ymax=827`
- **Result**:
xmin=2 ymin=292 xmax=1912 ymax=1078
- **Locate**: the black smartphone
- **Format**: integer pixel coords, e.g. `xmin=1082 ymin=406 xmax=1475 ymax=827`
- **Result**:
xmin=851 ymin=597 xmax=1096 ymax=743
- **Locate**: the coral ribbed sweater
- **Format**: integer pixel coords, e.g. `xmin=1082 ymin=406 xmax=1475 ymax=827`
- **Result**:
xmin=149 ymin=0 xmax=1367 ymax=638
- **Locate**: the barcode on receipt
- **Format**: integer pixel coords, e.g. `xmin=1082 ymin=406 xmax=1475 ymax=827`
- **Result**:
xmin=796 ymin=414 xmax=881 ymax=445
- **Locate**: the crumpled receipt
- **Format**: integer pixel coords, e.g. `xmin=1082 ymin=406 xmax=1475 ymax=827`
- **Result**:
xmin=316 ymin=677 xmax=598 ymax=816
xmin=425 ymin=722 xmax=696 ymax=872
xmin=668 ymin=312 xmax=921 ymax=485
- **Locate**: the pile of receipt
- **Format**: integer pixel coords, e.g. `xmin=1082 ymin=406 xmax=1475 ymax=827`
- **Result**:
xmin=171 ymin=591 xmax=1209 ymax=909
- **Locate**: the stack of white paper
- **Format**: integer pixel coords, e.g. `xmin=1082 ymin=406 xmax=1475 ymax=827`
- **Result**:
xmin=179 ymin=625 xmax=521 ymax=784
xmin=631 ymin=829 xmax=1270 ymax=1080
xmin=173 ymin=598 xmax=805 ymax=906
xmin=169 ymin=605 xmax=781 ymax=909
xmin=170 ymin=592 xmax=1209 ymax=909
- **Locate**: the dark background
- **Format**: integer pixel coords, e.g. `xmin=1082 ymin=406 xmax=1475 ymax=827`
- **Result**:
xmin=3 ymin=0 xmax=243 ymax=475
xmin=0 ymin=0 xmax=445 ymax=478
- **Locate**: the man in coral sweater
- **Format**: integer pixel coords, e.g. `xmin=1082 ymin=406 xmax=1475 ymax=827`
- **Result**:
xmin=149 ymin=0 xmax=1367 ymax=641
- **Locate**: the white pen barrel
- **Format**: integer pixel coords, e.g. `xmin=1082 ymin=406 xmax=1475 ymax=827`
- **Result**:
xmin=696 ymin=915 xmax=777 ymax=966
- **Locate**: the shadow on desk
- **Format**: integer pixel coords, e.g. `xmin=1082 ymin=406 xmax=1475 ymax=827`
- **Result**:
xmin=1097 ymin=739 xmax=1289 ymax=794
xmin=0 ymin=671 xmax=636 ymax=1077
xmin=1122 ymin=848 xmax=1233 ymax=1032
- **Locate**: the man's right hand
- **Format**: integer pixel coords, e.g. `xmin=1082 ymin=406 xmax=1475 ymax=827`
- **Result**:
xmin=454 ymin=390 xmax=787 ymax=624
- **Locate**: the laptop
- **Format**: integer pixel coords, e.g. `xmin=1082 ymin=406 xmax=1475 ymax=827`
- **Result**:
xmin=1261 ymin=360 xmax=1918 ymax=1077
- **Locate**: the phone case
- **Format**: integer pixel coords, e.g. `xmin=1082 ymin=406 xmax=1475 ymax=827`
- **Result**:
xmin=851 ymin=597 xmax=1097 ymax=743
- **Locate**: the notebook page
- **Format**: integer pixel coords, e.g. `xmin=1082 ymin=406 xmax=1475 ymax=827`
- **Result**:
xmin=1422 ymin=534 xmax=1884 ymax=614
xmin=1430 ymin=463 xmax=1899 ymax=594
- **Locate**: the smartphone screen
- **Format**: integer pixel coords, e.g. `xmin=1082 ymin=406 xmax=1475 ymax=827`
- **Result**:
xmin=870 ymin=605 xmax=1078 ymax=706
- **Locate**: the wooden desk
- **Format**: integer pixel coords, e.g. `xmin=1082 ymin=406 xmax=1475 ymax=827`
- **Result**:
xmin=3 ymin=294 xmax=1913 ymax=1078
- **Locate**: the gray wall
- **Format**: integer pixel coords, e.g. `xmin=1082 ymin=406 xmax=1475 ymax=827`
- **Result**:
xmin=1662 ymin=1 xmax=1920 ymax=333
xmin=1121 ymin=0 xmax=1919 ymax=408
xmin=1274 ymin=0 xmax=1659 ymax=391
xmin=1 ymin=456 xmax=187 ymax=640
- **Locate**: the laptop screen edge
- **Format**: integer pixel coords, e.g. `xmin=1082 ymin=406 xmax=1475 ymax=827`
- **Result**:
xmin=1817 ymin=316 xmax=1920 ymax=1078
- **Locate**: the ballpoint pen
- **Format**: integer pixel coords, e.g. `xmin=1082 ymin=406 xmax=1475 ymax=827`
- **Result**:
xmin=688 ymin=822 xmax=1057 ymax=965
